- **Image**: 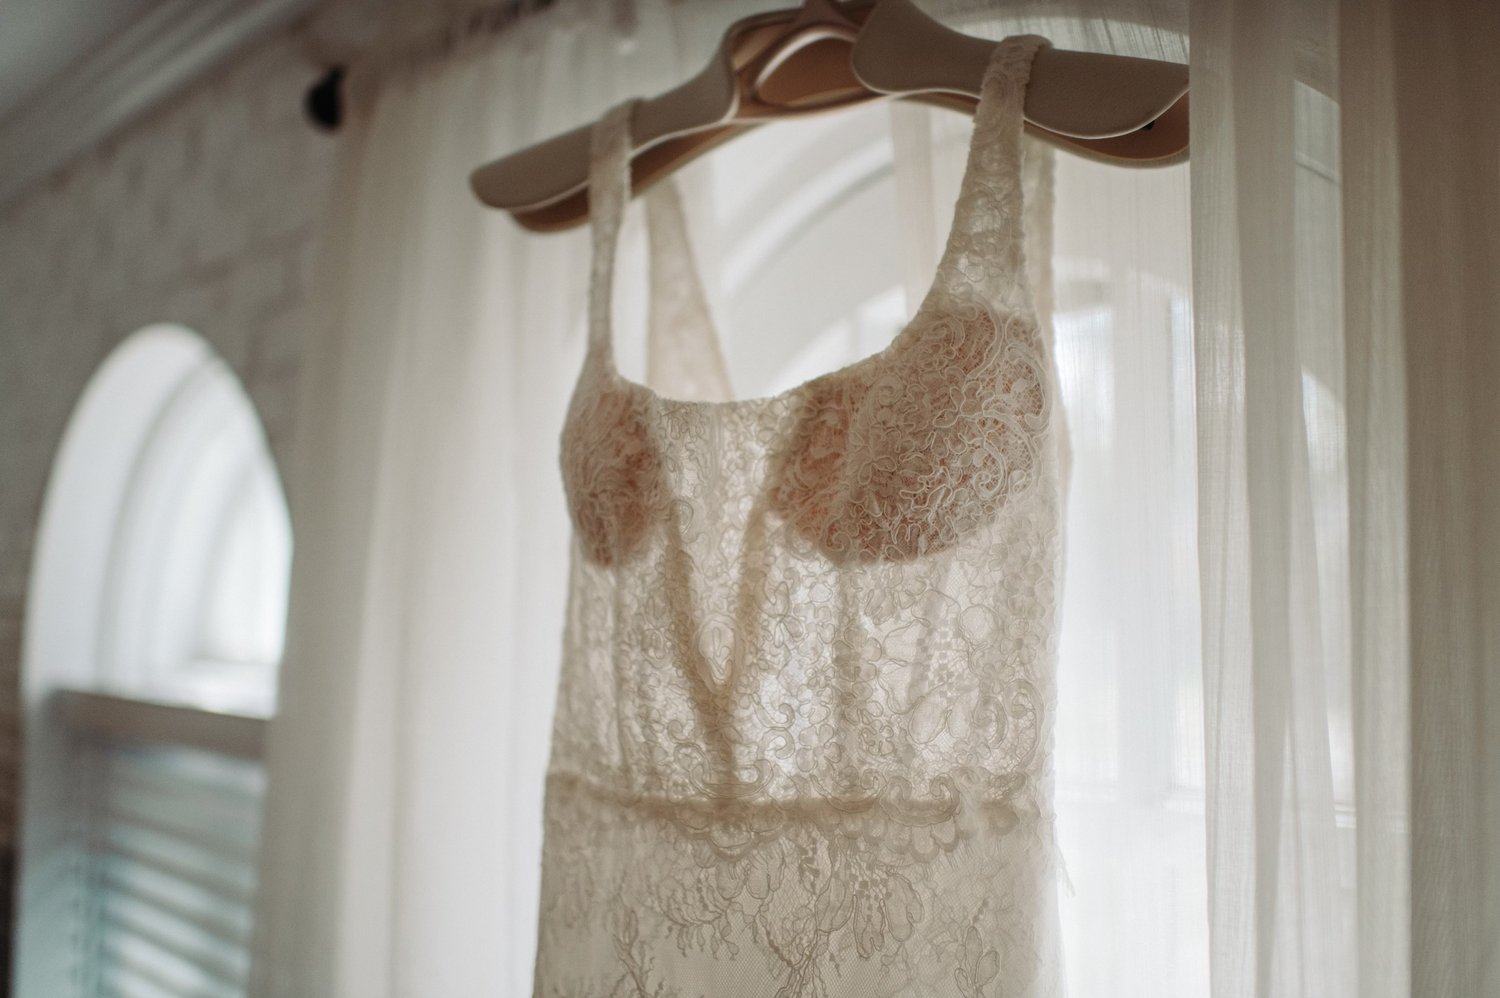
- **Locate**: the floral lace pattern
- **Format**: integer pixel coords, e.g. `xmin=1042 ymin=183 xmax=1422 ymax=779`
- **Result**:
xmin=540 ymin=35 xmax=1068 ymax=998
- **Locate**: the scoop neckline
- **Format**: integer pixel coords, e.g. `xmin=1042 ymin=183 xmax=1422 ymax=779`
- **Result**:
xmin=608 ymin=280 xmax=966 ymax=413
xmin=591 ymin=36 xmax=1042 ymax=415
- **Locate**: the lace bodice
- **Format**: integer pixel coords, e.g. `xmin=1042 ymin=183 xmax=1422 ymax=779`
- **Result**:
xmin=535 ymin=35 xmax=1069 ymax=998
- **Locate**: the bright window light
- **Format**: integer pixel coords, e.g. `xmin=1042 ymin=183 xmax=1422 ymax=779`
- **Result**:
xmin=97 ymin=346 xmax=291 ymax=713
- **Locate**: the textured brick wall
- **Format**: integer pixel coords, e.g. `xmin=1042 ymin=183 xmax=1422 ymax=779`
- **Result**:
xmin=0 ymin=23 xmax=340 ymax=977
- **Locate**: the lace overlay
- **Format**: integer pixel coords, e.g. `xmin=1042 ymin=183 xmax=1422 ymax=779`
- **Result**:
xmin=538 ymin=36 xmax=1068 ymax=998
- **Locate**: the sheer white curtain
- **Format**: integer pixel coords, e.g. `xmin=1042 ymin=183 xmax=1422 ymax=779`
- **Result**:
xmin=1189 ymin=0 xmax=1499 ymax=996
xmin=250 ymin=0 xmax=1498 ymax=996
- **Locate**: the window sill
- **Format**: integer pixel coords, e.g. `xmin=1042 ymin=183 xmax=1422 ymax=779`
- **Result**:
xmin=55 ymin=688 xmax=268 ymax=760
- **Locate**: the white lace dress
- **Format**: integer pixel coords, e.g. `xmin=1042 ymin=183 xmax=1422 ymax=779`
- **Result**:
xmin=535 ymin=34 xmax=1070 ymax=998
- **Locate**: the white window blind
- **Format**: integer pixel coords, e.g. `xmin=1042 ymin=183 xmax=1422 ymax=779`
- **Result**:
xmin=76 ymin=736 xmax=264 ymax=998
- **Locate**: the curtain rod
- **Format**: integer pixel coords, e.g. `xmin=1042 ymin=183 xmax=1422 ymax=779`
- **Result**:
xmin=301 ymin=0 xmax=601 ymax=131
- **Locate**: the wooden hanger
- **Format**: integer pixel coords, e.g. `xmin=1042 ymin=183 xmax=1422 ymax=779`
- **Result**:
xmin=470 ymin=0 xmax=1189 ymax=231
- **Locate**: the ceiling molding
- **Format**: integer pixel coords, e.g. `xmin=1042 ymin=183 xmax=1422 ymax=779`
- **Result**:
xmin=0 ymin=0 xmax=315 ymax=210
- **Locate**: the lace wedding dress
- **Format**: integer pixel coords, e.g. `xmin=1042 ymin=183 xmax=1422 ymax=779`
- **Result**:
xmin=535 ymin=34 xmax=1070 ymax=998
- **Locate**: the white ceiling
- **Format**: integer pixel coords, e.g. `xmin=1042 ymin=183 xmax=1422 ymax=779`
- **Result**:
xmin=0 ymin=0 xmax=167 ymax=124
xmin=0 ymin=0 xmax=311 ymax=207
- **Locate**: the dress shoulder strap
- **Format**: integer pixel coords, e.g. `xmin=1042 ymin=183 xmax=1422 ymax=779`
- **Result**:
xmin=929 ymin=34 xmax=1051 ymax=316
xmin=586 ymin=101 xmax=635 ymax=365
xmin=587 ymin=102 xmax=733 ymax=402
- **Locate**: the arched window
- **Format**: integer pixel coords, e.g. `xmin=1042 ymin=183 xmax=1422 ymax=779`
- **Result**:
xmin=15 ymin=324 xmax=289 ymax=998
xmin=95 ymin=337 xmax=290 ymax=712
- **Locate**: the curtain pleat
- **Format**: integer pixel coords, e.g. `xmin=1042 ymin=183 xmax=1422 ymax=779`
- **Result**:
xmin=1390 ymin=2 xmax=1500 ymax=993
xmin=1338 ymin=4 xmax=1410 ymax=996
xmin=1191 ymin=1 xmax=1352 ymax=994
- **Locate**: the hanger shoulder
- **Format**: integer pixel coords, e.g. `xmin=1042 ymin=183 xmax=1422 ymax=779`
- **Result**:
xmin=852 ymin=0 xmax=1188 ymax=145
xmin=1028 ymin=49 xmax=1189 ymax=139
xmin=468 ymin=38 xmax=739 ymax=214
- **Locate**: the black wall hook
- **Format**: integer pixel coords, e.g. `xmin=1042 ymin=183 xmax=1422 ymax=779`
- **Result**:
xmin=305 ymin=66 xmax=346 ymax=132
